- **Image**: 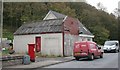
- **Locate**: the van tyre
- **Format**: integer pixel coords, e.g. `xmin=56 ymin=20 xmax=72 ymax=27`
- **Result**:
xmin=100 ymin=53 xmax=103 ymax=58
xmin=117 ymin=49 xmax=119 ymax=52
xmin=115 ymin=49 xmax=118 ymax=53
xmin=75 ymin=57 xmax=80 ymax=61
xmin=89 ymin=54 xmax=94 ymax=60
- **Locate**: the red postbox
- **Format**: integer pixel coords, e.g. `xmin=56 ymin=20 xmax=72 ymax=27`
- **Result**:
xmin=28 ymin=44 xmax=35 ymax=62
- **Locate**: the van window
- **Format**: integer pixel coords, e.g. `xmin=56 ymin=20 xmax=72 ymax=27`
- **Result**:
xmin=104 ymin=41 xmax=117 ymax=46
xmin=116 ymin=43 xmax=118 ymax=46
xmin=87 ymin=38 xmax=91 ymax=41
xmin=89 ymin=44 xmax=95 ymax=49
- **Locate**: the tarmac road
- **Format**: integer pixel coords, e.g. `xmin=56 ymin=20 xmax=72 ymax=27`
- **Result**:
xmin=44 ymin=53 xmax=118 ymax=68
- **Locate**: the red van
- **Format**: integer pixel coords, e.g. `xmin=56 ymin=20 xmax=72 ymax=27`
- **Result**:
xmin=73 ymin=41 xmax=103 ymax=60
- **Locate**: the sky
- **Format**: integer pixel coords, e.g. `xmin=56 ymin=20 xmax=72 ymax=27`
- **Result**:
xmin=86 ymin=0 xmax=120 ymax=14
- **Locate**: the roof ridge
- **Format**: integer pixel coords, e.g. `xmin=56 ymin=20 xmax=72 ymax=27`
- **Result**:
xmin=49 ymin=10 xmax=66 ymax=18
xmin=23 ymin=18 xmax=64 ymax=25
xmin=77 ymin=19 xmax=93 ymax=36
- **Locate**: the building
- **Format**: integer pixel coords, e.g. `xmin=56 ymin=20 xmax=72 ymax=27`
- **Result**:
xmin=13 ymin=10 xmax=94 ymax=56
xmin=78 ymin=20 xmax=94 ymax=41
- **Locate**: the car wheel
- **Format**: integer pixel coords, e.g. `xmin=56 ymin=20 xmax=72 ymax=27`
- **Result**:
xmin=115 ymin=49 xmax=118 ymax=53
xmin=100 ymin=53 xmax=103 ymax=58
xmin=118 ymin=50 xmax=119 ymax=52
xmin=104 ymin=51 xmax=107 ymax=53
xmin=75 ymin=57 xmax=80 ymax=61
xmin=88 ymin=54 xmax=94 ymax=60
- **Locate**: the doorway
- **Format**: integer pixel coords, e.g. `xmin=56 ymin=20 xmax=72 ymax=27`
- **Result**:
xmin=35 ymin=37 xmax=41 ymax=52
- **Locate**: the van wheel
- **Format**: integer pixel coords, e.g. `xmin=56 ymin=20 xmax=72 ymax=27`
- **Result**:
xmin=75 ymin=57 xmax=80 ymax=61
xmin=115 ymin=49 xmax=118 ymax=53
xmin=100 ymin=53 xmax=103 ymax=58
xmin=88 ymin=54 xmax=94 ymax=60
xmin=118 ymin=50 xmax=119 ymax=52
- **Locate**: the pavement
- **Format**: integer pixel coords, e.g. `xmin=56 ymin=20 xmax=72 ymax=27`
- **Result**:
xmin=1 ymin=54 xmax=24 ymax=67
xmin=3 ymin=56 xmax=74 ymax=68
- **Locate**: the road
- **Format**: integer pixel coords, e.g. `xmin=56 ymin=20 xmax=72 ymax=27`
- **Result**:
xmin=44 ymin=53 xmax=118 ymax=68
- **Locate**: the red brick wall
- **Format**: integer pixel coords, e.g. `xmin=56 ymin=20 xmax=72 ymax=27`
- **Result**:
xmin=63 ymin=17 xmax=79 ymax=35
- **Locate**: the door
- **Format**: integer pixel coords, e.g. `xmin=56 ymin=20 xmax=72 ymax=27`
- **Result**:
xmin=79 ymin=42 xmax=88 ymax=53
xmin=95 ymin=45 xmax=101 ymax=56
xmin=44 ymin=37 xmax=59 ymax=56
xmin=35 ymin=37 xmax=41 ymax=52
xmin=89 ymin=43 xmax=98 ymax=56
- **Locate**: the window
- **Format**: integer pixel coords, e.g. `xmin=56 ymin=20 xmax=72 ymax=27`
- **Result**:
xmin=89 ymin=44 xmax=95 ymax=49
xmin=87 ymin=38 xmax=91 ymax=41
xmin=64 ymin=27 xmax=70 ymax=32
xmin=116 ymin=43 xmax=118 ymax=46
xmin=96 ymin=45 xmax=99 ymax=49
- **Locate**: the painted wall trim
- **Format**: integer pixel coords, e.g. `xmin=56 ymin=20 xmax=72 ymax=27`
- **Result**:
xmin=63 ymin=16 xmax=67 ymax=22
xmin=62 ymin=21 xmax=65 ymax=56
xmin=79 ymin=34 xmax=94 ymax=38
xmin=14 ymin=32 xmax=62 ymax=36
xmin=43 ymin=11 xmax=51 ymax=20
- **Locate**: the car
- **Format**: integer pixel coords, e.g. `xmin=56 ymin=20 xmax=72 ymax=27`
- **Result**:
xmin=73 ymin=41 xmax=103 ymax=60
xmin=103 ymin=40 xmax=119 ymax=53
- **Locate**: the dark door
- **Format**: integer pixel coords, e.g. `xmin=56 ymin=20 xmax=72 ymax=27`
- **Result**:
xmin=35 ymin=37 xmax=41 ymax=52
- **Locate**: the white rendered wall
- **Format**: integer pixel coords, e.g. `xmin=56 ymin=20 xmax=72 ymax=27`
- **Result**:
xmin=41 ymin=33 xmax=63 ymax=56
xmin=13 ymin=33 xmax=63 ymax=56
xmin=13 ymin=34 xmax=39 ymax=54
xmin=79 ymin=36 xmax=93 ymax=42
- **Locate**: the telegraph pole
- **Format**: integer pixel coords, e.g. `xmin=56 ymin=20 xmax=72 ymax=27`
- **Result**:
xmin=0 ymin=0 xmax=3 ymax=48
xmin=0 ymin=0 xmax=3 ymax=69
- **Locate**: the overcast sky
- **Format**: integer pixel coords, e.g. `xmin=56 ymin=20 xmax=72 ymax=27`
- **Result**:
xmin=86 ymin=0 xmax=120 ymax=13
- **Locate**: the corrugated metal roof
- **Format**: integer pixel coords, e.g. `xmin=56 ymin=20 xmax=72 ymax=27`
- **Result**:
xmin=14 ymin=19 xmax=64 ymax=35
xmin=78 ymin=21 xmax=93 ymax=36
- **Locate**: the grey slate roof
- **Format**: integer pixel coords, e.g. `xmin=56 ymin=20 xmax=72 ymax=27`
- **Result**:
xmin=50 ymin=10 xmax=66 ymax=19
xmin=14 ymin=10 xmax=93 ymax=36
xmin=14 ymin=19 xmax=64 ymax=35
xmin=78 ymin=22 xmax=93 ymax=36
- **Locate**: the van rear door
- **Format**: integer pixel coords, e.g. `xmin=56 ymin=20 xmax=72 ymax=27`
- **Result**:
xmin=74 ymin=42 xmax=88 ymax=54
xmin=79 ymin=42 xmax=88 ymax=54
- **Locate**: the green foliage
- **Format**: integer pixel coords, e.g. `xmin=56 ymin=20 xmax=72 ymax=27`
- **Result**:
xmin=91 ymin=25 xmax=109 ymax=45
xmin=3 ymin=31 xmax=13 ymax=40
xmin=3 ymin=2 xmax=118 ymax=44
xmin=2 ymin=48 xmax=9 ymax=55
xmin=67 ymin=2 xmax=118 ymax=44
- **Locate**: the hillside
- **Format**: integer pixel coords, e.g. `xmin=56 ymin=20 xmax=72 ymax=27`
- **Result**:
xmin=3 ymin=2 xmax=118 ymax=45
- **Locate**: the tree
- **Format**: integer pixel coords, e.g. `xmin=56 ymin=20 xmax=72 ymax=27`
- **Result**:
xmin=3 ymin=2 xmax=118 ymax=44
xmin=97 ymin=2 xmax=107 ymax=12
xmin=113 ymin=8 xmax=120 ymax=18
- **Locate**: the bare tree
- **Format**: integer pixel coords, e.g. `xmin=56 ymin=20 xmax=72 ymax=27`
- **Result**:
xmin=113 ymin=8 xmax=120 ymax=18
xmin=97 ymin=2 xmax=107 ymax=12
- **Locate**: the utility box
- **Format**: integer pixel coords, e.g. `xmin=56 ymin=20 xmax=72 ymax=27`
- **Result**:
xmin=28 ymin=44 xmax=35 ymax=62
xmin=22 ymin=55 xmax=30 ymax=65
